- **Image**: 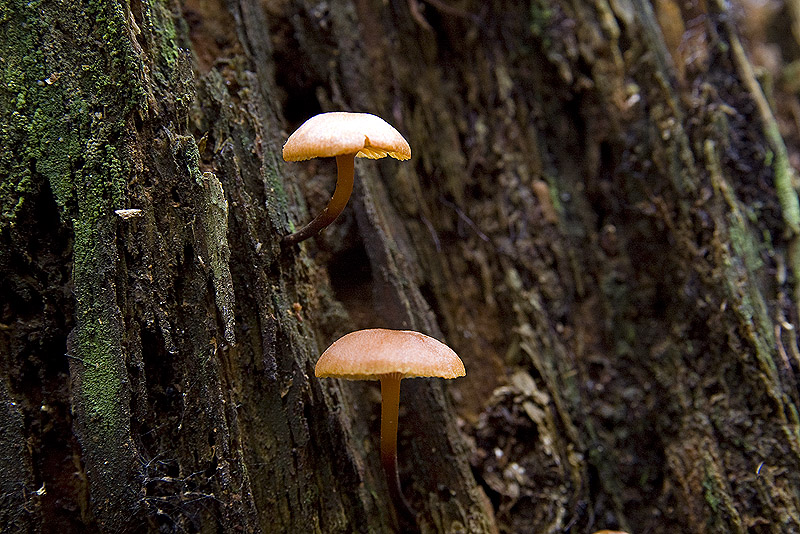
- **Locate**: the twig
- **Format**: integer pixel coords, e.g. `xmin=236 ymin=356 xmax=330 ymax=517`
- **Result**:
xmin=439 ymin=196 xmax=490 ymax=242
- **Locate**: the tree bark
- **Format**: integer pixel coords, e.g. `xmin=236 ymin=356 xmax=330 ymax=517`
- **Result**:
xmin=2 ymin=0 xmax=800 ymax=533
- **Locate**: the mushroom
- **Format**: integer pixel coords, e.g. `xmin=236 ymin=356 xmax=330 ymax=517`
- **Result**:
xmin=281 ymin=112 xmax=411 ymax=246
xmin=315 ymin=328 xmax=465 ymax=519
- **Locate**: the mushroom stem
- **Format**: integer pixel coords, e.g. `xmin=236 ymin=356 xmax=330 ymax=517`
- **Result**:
xmin=282 ymin=153 xmax=356 ymax=246
xmin=380 ymin=372 xmax=416 ymax=521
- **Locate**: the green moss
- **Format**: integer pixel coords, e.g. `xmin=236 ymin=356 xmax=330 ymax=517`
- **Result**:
xmin=0 ymin=1 xmax=66 ymax=221
xmin=788 ymin=402 xmax=800 ymax=442
xmin=152 ymin=1 xmax=180 ymax=71
xmin=702 ymin=472 xmax=720 ymax=513
xmin=71 ymin=215 xmax=125 ymax=431
xmin=529 ymin=0 xmax=553 ymax=41
xmin=542 ymin=174 xmax=564 ymax=219
xmin=705 ymin=140 xmax=778 ymax=379
xmin=1 ymin=0 xmax=144 ymax=227
xmin=701 ymin=458 xmax=744 ymax=532
xmin=768 ymin=123 xmax=800 ymax=235
xmin=138 ymin=0 xmax=181 ymax=79
xmin=2 ymin=0 xmax=147 ymax=444
xmin=71 ymin=141 xmax=130 ymax=437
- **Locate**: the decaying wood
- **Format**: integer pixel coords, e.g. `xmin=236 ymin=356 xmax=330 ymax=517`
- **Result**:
xmin=2 ymin=0 xmax=800 ymax=532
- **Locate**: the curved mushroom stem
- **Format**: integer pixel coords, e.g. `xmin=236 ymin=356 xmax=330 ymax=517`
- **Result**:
xmin=380 ymin=372 xmax=417 ymax=522
xmin=282 ymin=153 xmax=356 ymax=247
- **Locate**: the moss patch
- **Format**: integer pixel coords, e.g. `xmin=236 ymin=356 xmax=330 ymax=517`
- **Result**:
xmin=2 ymin=0 xmax=152 ymax=525
xmin=0 ymin=0 xmax=145 ymax=225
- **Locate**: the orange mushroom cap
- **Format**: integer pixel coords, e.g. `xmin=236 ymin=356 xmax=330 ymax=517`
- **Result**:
xmin=282 ymin=112 xmax=411 ymax=162
xmin=315 ymin=329 xmax=465 ymax=380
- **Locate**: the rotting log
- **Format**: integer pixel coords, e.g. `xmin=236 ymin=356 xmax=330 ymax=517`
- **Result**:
xmin=2 ymin=0 xmax=800 ymax=533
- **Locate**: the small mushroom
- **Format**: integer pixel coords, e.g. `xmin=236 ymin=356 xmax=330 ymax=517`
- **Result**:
xmin=281 ymin=112 xmax=411 ymax=246
xmin=315 ymin=328 xmax=465 ymax=520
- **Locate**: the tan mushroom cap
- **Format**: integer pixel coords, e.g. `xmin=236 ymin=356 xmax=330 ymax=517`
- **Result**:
xmin=315 ymin=329 xmax=465 ymax=380
xmin=283 ymin=112 xmax=411 ymax=162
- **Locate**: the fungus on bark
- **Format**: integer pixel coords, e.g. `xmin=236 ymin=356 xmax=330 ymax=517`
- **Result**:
xmin=281 ymin=112 xmax=411 ymax=246
xmin=315 ymin=328 xmax=465 ymax=520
